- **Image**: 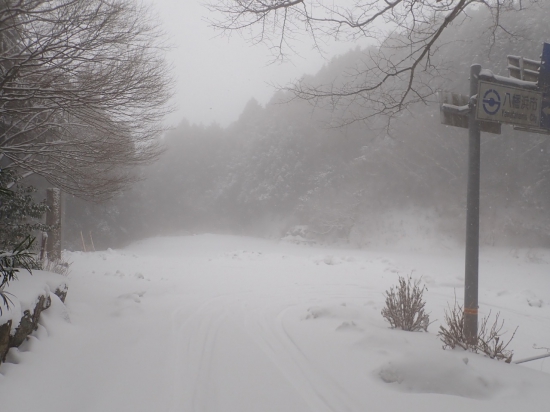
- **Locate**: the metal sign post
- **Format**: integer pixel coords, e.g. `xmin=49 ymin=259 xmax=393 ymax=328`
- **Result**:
xmin=440 ymin=43 xmax=550 ymax=344
xmin=464 ymin=64 xmax=481 ymax=344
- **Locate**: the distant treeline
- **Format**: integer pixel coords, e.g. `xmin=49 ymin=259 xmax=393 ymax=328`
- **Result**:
xmin=64 ymin=4 xmax=550 ymax=250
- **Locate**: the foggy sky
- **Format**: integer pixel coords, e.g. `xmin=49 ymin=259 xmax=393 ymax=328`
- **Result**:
xmin=150 ymin=0 xmax=371 ymax=128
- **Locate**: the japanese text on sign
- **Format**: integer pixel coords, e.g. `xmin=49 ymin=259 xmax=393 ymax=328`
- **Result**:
xmin=476 ymin=81 xmax=542 ymax=128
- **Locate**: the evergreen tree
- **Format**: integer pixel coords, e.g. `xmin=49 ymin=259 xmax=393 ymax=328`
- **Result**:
xmin=0 ymin=170 xmax=49 ymax=249
xmin=0 ymin=169 xmax=50 ymax=313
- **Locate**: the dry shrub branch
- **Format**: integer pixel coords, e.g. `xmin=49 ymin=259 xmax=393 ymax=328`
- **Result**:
xmin=438 ymin=298 xmax=517 ymax=363
xmin=381 ymin=275 xmax=430 ymax=332
xmin=477 ymin=312 xmax=517 ymax=362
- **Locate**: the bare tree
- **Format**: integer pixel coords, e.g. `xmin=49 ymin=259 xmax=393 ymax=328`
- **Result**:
xmin=207 ymin=0 xmax=538 ymax=124
xmin=0 ymin=0 xmax=173 ymax=200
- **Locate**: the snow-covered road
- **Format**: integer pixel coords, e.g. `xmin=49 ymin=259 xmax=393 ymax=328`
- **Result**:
xmin=1 ymin=234 xmax=550 ymax=411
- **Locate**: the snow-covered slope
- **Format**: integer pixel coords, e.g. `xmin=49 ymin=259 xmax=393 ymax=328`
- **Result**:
xmin=0 ymin=234 xmax=549 ymax=411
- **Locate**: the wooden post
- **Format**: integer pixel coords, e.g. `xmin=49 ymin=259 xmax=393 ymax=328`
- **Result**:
xmin=89 ymin=231 xmax=96 ymax=252
xmin=80 ymin=231 xmax=87 ymax=252
xmin=46 ymin=188 xmax=62 ymax=261
xmin=39 ymin=232 xmax=48 ymax=262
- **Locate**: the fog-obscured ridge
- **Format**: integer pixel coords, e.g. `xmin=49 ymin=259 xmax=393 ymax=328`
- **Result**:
xmin=64 ymin=3 xmax=550 ymax=250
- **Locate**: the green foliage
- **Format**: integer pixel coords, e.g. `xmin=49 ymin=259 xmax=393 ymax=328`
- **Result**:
xmin=0 ymin=236 xmax=36 ymax=288
xmin=0 ymin=170 xmax=51 ymax=313
xmin=0 ymin=236 xmax=37 ymax=315
xmin=0 ymin=170 xmax=50 ymax=250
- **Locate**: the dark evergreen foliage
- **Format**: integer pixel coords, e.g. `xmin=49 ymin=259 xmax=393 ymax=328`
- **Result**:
xmin=0 ymin=170 xmax=50 ymax=313
xmin=0 ymin=170 xmax=50 ymax=250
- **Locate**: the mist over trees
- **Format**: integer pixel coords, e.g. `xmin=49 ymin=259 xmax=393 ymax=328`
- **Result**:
xmin=66 ymin=2 xmax=550 ymax=250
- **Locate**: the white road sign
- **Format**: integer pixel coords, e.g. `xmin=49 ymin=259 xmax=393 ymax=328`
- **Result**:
xmin=476 ymin=81 xmax=542 ymax=128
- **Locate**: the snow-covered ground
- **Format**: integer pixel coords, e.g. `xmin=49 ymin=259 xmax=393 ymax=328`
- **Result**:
xmin=1 ymin=234 xmax=549 ymax=411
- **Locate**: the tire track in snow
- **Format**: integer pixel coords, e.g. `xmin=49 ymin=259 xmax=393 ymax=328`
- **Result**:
xmin=168 ymin=297 xmax=228 ymax=412
xmin=167 ymin=283 xmax=375 ymax=411
xmin=238 ymin=297 xmax=366 ymax=412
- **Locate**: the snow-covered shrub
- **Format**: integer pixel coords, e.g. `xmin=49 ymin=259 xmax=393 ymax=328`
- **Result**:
xmin=42 ymin=257 xmax=72 ymax=276
xmin=381 ymin=275 xmax=430 ymax=332
xmin=438 ymin=299 xmax=516 ymax=362
xmin=282 ymin=225 xmax=316 ymax=244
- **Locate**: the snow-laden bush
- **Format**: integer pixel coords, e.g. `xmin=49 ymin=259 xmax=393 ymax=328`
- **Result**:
xmin=42 ymin=257 xmax=72 ymax=277
xmin=381 ymin=275 xmax=430 ymax=332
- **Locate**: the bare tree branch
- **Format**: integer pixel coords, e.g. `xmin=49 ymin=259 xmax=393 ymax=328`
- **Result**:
xmin=0 ymin=0 xmax=173 ymax=200
xmin=207 ymin=0 xmax=538 ymax=123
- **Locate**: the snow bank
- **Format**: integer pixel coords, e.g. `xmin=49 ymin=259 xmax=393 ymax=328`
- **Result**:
xmin=0 ymin=270 xmax=68 ymax=332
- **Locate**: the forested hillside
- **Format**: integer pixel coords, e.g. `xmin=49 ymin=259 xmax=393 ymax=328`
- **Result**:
xmin=65 ymin=3 xmax=550 ymax=250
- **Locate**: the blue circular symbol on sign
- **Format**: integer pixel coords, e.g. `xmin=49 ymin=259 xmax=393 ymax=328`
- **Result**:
xmin=482 ymin=89 xmax=501 ymax=115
